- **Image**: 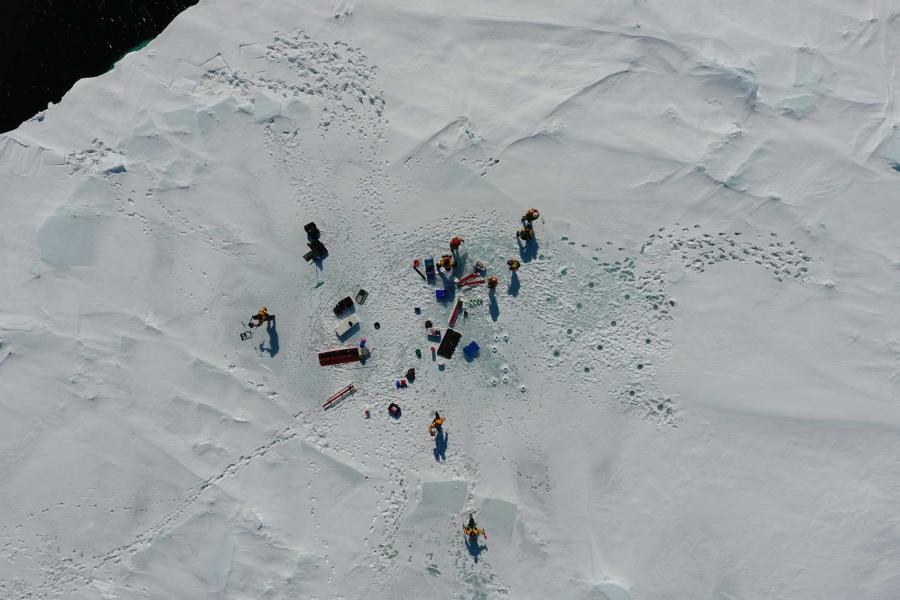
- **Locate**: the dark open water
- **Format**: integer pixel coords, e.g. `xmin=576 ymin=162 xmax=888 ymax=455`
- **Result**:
xmin=0 ymin=0 xmax=199 ymax=133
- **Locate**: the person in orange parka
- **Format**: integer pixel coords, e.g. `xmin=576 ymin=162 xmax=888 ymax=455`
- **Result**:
xmin=437 ymin=254 xmax=455 ymax=272
xmin=429 ymin=412 xmax=445 ymax=436
xmin=464 ymin=513 xmax=486 ymax=540
xmin=249 ymin=307 xmax=275 ymax=328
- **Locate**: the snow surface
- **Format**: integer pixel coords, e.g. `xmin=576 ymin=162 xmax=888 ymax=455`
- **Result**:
xmin=3 ymin=0 xmax=900 ymax=598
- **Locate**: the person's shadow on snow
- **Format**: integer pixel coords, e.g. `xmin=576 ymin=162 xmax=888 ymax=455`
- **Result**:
xmin=465 ymin=534 xmax=487 ymax=562
xmin=489 ymin=293 xmax=500 ymax=321
xmin=452 ymin=251 xmax=467 ymax=276
xmin=518 ymin=234 xmax=539 ymax=262
xmin=259 ymin=319 xmax=279 ymax=357
xmin=438 ymin=274 xmax=456 ymax=303
xmin=507 ymin=272 xmax=520 ymax=297
xmin=433 ymin=430 xmax=448 ymax=462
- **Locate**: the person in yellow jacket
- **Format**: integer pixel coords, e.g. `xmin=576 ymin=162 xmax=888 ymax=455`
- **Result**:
xmin=437 ymin=254 xmax=455 ymax=272
xmin=507 ymin=258 xmax=521 ymax=272
xmin=464 ymin=513 xmax=486 ymax=539
xmin=249 ymin=307 xmax=274 ymax=328
xmin=429 ymin=412 xmax=445 ymax=436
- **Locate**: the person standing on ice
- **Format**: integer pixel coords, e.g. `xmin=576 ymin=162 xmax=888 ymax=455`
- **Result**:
xmin=449 ymin=236 xmax=464 ymax=254
xmin=249 ymin=307 xmax=274 ymax=328
xmin=507 ymin=258 xmax=521 ymax=272
xmin=464 ymin=513 xmax=486 ymax=539
xmin=518 ymin=207 xmax=539 ymax=241
xmin=429 ymin=412 xmax=444 ymax=436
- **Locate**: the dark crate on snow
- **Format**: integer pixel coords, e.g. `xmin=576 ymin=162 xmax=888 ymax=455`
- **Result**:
xmin=436 ymin=328 xmax=462 ymax=359
xmin=333 ymin=296 xmax=354 ymax=316
xmin=305 ymin=239 xmax=328 ymax=262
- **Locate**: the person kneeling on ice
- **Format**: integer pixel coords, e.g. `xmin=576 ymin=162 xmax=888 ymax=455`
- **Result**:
xmin=437 ymin=254 xmax=455 ymax=272
xmin=517 ymin=226 xmax=535 ymax=241
xmin=464 ymin=513 xmax=486 ymax=539
xmin=249 ymin=307 xmax=275 ymax=328
xmin=429 ymin=412 xmax=444 ymax=436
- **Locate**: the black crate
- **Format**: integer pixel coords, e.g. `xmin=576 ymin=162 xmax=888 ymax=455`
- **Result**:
xmin=436 ymin=328 xmax=462 ymax=359
xmin=333 ymin=296 xmax=354 ymax=316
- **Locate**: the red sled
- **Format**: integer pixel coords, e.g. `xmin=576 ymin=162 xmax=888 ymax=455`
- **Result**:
xmin=458 ymin=278 xmax=485 ymax=288
xmin=323 ymin=384 xmax=356 ymax=409
xmin=455 ymin=273 xmax=480 ymax=288
xmin=318 ymin=347 xmax=361 ymax=366
xmin=448 ymin=299 xmax=464 ymax=327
